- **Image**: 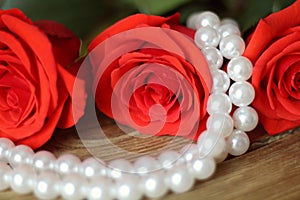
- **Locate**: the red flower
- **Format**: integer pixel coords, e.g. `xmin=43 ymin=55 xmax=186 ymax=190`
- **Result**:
xmin=244 ymin=0 xmax=300 ymax=135
xmin=0 ymin=9 xmax=86 ymax=149
xmin=88 ymin=14 xmax=212 ymax=139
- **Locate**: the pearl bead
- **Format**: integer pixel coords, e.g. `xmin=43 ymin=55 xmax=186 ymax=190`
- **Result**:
xmin=0 ymin=138 xmax=14 ymax=162
xmin=10 ymin=165 xmax=36 ymax=194
xmin=141 ymin=171 xmax=168 ymax=198
xmin=221 ymin=18 xmax=239 ymax=27
xmin=207 ymin=93 xmax=232 ymax=115
xmin=158 ymin=150 xmax=180 ymax=169
xmin=80 ymin=157 xmax=107 ymax=178
xmin=60 ymin=173 xmax=87 ymax=200
xmin=188 ymin=157 xmax=216 ymax=180
xmin=108 ymin=159 xmax=133 ymax=179
xmin=33 ymin=171 xmax=60 ymax=200
xmin=211 ymin=69 xmax=230 ymax=93
xmin=187 ymin=12 xmax=202 ymax=29
xmin=226 ymin=129 xmax=250 ymax=156
xmin=114 ymin=175 xmax=142 ymax=200
xmin=227 ymin=56 xmax=253 ymax=81
xmin=197 ymin=130 xmax=226 ymax=159
xmin=229 ymin=81 xmax=255 ymax=107
xmin=165 ymin=164 xmax=195 ymax=193
xmin=195 ymin=26 xmax=220 ymax=48
xmin=202 ymin=47 xmax=223 ymax=69
xmin=219 ymin=35 xmax=245 ymax=59
xmin=32 ymin=151 xmax=56 ymax=171
xmin=87 ymin=176 xmax=112 ymax=200
xmin=8 ymin=145 xmax=34 ymax=167
xmin=55 ymin=154 xmax=81 ymax=175
xmin=133 ymin=156 xmax=160 ymax=174
xmin=179 ymin=144 xmax=199 ymax=163
xmin=207 ymin=113 xmax=234 ymax=137
xmin=0 ymin=162 xmax=11 ymax=191
xmin=233 ymin=106 xmax=259 ymax=132
xmin=214 ymin=150 xmax=228 ymax=163
xmin=218 ymin=24 xmax=241 ymax=38
xmin=195 ymin=11 xmax=220 ymax=29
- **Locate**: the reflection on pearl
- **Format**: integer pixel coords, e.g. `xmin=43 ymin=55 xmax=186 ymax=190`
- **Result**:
xmin=187 ymin=12 xmax=202 ymax=29
xmin=165 ymin=164 xmax=195 ymax=193
xmin=9 ymin=145 xmax=34 ymax=167
xmin=218 ymin=24 xmax=241 ymax=38
xmin=133 ymin=156 xmax=160 ymax=174
xmin=141 ymin=171 xmax=168 ymax=198
xmin=108 ymin=159 xmax=133 ymax=179
xmin=188 ymin=157 xmax=216 ymax=180
xmin=207 ymin=93 xmax=232 ymax=115
xmin=229 ymin=81 xmax=255 ymax=107
xmin=226 ymin=129 xmax=250 ymax=156
xmin=180 ymin=144 xmax=199 ymax=163
xmin=233 ymin=107 xmax=259 ymax=132
xmin=211 ymin=69 xmax=230 ymax=93
xmin=32 ymin=151 xmax=56 ymax=171
xmin=114 ymin=175 xmax=142 ymax=200
xmin=195 ymin=27 xmax=220 ymax=48
xmin=61 ymin=173 xmax=87 ymax=200
xmin=34 ymin=171 xmax=60 ymax=200
xmin=221 ymin=18 xmax=239 ymax=27
xmin=158 ymin=150 xmax=180 ymax=169
xmin=195 ymin=11 xmax=220 ymax=29
xmin=55 ymin=154 xmax=81 ymax=175
xmin=80 ymin=157 xmax=107 ymax=178
xmin=202 ymin=47 xmax=223 ymax=69
xmin=0 ymin=138 xmax=14 ymax=162
xmin=87 ymin=176 xmax=112 ymax=200
xmin=227 ymin=56 xmax=253 ymax=81
xmin=10 ymin=165 xmax=36 ymax=194
xmin=219 ymin=35 xmax=245 ymax=59
xmin=0 ymin=162 xmax=11 ymax=191
xmin=197 ymin=130 xmax=226 ymax=158
xmin=207 ymin=113 xmax=234 ymax=137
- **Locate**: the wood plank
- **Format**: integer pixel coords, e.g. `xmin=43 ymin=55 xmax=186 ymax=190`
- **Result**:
xmin=0 ymin=127 xmax=299 ymax=199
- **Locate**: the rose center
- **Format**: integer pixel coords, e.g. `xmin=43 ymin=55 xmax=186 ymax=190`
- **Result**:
xmin=293 ymin=72 xmax=300 ymax=91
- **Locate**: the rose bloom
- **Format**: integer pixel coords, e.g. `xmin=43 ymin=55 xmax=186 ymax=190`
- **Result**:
xmin=244 ymin=0 xmax=300 ymax=135
xmin=88 ymin=14 xmax=212 ymax=139
xmin=0 ymin=9 xmax=86 ymax=149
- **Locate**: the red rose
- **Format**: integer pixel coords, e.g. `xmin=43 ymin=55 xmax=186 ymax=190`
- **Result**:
xmin=88 ymin=14 xmax=212 ymax=139
xmin=0 ymin=9 xmax=86 ymax=149
xmin=244 ymin=0 xmax=300 ymax=135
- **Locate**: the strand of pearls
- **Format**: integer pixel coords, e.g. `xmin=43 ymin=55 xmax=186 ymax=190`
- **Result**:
xmin=0 ymin=11 xmax=258 ymax=200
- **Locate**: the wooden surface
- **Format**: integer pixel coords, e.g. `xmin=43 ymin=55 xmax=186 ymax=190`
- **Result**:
xmin=0 ymin=113 xmax=299 ymax=200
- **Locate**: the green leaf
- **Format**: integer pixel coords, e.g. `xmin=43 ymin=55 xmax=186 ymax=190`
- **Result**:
xmin=124 ymin=0 xmax=192 ymax=15
xmin=2 ymin=0 xmax=136 ymax=38
xmin=272 ymin=0 xmax=295 ymax=12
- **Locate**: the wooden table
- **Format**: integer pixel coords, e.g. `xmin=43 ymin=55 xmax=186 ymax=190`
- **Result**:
xmin=1 ymin=112 xmax=299 ymax=200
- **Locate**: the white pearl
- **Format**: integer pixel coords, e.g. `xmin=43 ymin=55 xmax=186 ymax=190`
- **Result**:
xmin=87 ymin=176 xmax=112 ymax=200
xmin=218 ymin=23 xmax=241 ymax=38
xmin=194 ymin=26 xmax=220 ymax=48
xmin=187 ymin=12 xmax=202 ymax=29
xmin=33 ymin=171 xmax=60 ymax=200
xmin=8 ymin=145 xmax=34 ymax=167
xmin=226 ymin=129 xmax=250 ymax=156
xmin=60 ymin=173 xmax=87 ymax=200
xmin=10 ymin=165 xmax=36 ymax=194
xmin=202 ymin=47 xmax=223 ymax=69
xmin=0 ymin=162 xmax=11 ymax=191
xmin=188 ymin=157 xmax=216 ymax=180
xmin=221 ymin=18 xmax=239 ymax=27
xmin=114 ymin=175 xmax=142 ymax=200
xmin=233 ymin=106 xmax=259 ymax=132
xmin=108 ymin=159 xmax=133 ymax=179
xmin=211 ymin=69 xmax=230 ymax=93
xmin=207 ymin=113 xmax=234 ymax=137
xmin=133 ymin=156 xmax=160 ymax=174
xmin=227 ymin=56 xmax=253 ymax=81
xmin=32 ymin=151 xmax=56 ymax=171
xmin=140 ymin=171 xmax=168 ymax=198
xmin=207 ymin=93 xmax=232 ymax=115
xmin=214 ymin=150 xmax=228 ymax=163
xmin=219 ymin=35 xmax=245 ymax=59
xmin=229 ymin=81 xmax=255 ymax=107
xmin=179 ymin=144 xmax=199 ymax=163
xmin=158 ymin=150 xmax=180 ymax=169
xmin=80 ymin=157 xmax=107 ymax=178
xmin=195 ymin=11 xmax=220 ymax=29
xmin=165 ymin=164 xmax=195 ymax=193
xmin=0 ymin=138 xmax=14 ymax=162
xmin=197 ymin=130 xmax=226 ymax=159
xmin=55 ymin=154 xmax=81 ymax=175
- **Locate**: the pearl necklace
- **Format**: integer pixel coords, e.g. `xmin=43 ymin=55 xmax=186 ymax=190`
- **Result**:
xmin=0 ymin=11 xmax=258 ymax=200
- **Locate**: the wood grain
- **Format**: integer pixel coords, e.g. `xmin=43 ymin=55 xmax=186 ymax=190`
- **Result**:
xmin=0 ymin=114 xmax=299 ymax=200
